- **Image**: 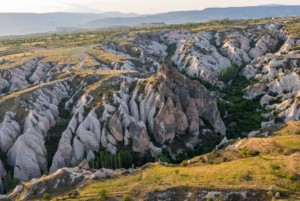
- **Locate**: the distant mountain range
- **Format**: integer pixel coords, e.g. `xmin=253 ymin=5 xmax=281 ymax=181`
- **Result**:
xmin=85 ymin=5 xmax=300 ymax=28
xmin=0 ymin=12 xmax=138 ymax=36
xmin=1 ymin=5 xmax=300 ymax=36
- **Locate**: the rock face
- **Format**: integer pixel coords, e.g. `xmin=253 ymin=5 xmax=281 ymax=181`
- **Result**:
xmin=50 ymin=65 xmax=225 ymax=172
xmin=157 ymin=65 xmax=226 ymax=136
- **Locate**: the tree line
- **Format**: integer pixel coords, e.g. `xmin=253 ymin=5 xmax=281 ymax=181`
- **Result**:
xmin=89 ymin=150 xmax=133 ymax=169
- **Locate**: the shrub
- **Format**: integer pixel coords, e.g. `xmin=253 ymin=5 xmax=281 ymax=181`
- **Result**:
xmin=239 ymin=172 xmax=253 ymax=181
xmin=277 ymin=147 xmax=284 ymax=153
xmin=218 ymin=64 xmax=239 ymax=83
xmin=274 ymin=116 xmax=285 ymax=124
xmin=121 ymin=194 xmax=132 ymax=201
xmin=155 ymin=153 xmax=171 ymax=163
xmin=250 ymin=150 xmax=260 ymax=156
xmin=175 ymin=169 xmax=180 ymax=175
xmin=43 ymin=193 xmax=50 ymax=200
xmin=84 ymin=105 xmax=93 ymax=115
xmin=31 ymin=188 xmax=38 ymax=195
xmin=3 ymin=171 xmax=20 ymax=193
xmin=295 ymin=130 xmax=300 ymax=135
xmin=287 ymin=174 xmax=297 ymax=182
xmin=270 ymin=164 xmax=281 ymax=171
xmin=249 ymin=40 xmax=256 ymax=48
xmin=102 ymin=84 xmax=109 ymax=91
xmin=1 ymin=86 xmax=9 ymax=94
xmin=98 ymin=189 xmax=107 ymax=201
xmin=240 ymin=149 xmax=259 ymax=158
xmin=180 ymin=160 xmax=188 ymax=166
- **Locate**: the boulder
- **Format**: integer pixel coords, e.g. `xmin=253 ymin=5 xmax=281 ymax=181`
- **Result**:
xmin=108 ymin=112 xmax=124 ymax=142
xmin=153 ymin=97 xmax=176 ymax=144
xmin=129 ymin=121 xmax=150 ymax=153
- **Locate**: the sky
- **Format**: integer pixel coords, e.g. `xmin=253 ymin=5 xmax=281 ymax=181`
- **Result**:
xmin=1 ymin=0 xmax=300 ymax=14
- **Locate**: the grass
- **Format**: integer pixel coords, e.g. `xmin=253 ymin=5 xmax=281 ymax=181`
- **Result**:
xmin=79 ymin=172 xmax=142 ymax=197
xmin=284 ymin=19 xmax=300 ymax=38
xmin=38 ymin=46 xmax=85 ymax=65
xmin=0 ymin=45 xmax=87 ymax=69
xmin=88 ymin=45 xmax=125 ymax=64
xmin=48 ymin=155 xmax=298 ymax=200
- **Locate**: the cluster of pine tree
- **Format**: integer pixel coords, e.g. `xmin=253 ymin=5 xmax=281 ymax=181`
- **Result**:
xmin=218 ymin=64 xmax=239 ymax=83
xmin=89 ymin=150 xmax=133 ymax=169
xmin=2 ymin=171 xmax=19 ymax=193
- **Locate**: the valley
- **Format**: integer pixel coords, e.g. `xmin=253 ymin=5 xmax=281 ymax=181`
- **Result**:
xmin=0 ymin=16 xmax=299 ymax=200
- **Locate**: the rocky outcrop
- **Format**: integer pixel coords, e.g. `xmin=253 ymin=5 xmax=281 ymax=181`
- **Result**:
xmin=146 ymin=187 xmax=270 ymax=201
xmin=29 ymin=62 xmax=53 ymax=82
xmin=249 ymin=32 xmax=284 ymax=58
xmin=0 ymin=59 xmax=56 ymax=94
xmin=0 ymin=112 xmax=20 ymax=152
xmin=153 ymin=97 xmax=176 ymax=144
xmin=50 ymin=106 xmax=86 ymax=173
xmin=6 ymin=81 xmax=70 ymax=181
xmin=172 ymin=31 xmax=231 ymax=86
xmin=221 ymin=34 xmax=251 ymax=66
xmin=129 ymin=121 xmax=150 ymax=153
xmin=158 ymin=65 xmax=226 ymax=136
xmin=50 ymin=64 xmax=225 ymax=172
xmin=171 ymin=23 xmax=285 ymax=86
xmin=9 ymin=161 xmax=136 ymax=201
xmin=242 ymin=33 xmax=300 ymax=127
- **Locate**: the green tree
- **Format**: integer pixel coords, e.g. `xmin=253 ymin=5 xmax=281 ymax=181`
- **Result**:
xmin=43 ymin=193 xmax=50 ymax=200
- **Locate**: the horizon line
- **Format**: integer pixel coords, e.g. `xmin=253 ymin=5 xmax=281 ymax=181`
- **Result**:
xmin=0 ymin=4 xmax=299 ymax=15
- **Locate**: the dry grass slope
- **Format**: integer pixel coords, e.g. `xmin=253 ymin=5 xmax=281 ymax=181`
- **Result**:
xmin=32 ymin=121 xmax=300 ymax=201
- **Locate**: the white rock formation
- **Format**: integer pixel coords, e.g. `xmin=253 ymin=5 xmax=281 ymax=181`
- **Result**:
xmin=0 ymin=112 xmax=20 ymax=152
xmin=7 ymin=81 xmax=70 ymax=181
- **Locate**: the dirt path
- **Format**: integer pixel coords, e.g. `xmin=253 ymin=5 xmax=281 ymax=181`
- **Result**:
xmin=77 ymin=45 xmax=96 ymax=68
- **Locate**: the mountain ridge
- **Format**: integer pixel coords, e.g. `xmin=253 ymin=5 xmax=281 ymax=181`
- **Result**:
xmin=1 ymin=5 xmax=300 ymax=36
xmin=85 ymin=5 xmax=300 ymax=28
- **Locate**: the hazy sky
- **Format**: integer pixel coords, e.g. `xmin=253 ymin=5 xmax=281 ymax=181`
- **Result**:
xmin=1 ymin=0 xmax=300 ymax=14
